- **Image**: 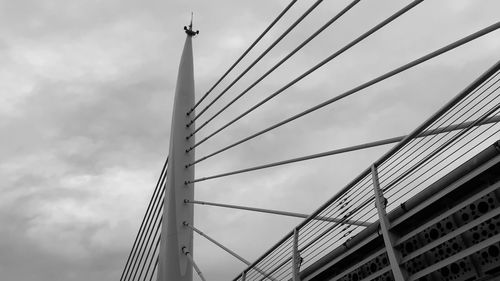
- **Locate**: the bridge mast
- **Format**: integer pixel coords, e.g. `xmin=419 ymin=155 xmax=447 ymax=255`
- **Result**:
xmin=157 ymin=20 xmax=198 ymax=281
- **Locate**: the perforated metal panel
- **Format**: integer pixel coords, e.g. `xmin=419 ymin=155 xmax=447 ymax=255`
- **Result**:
xmin=339 ymin=253 xmax=390 ymax=281
xmin=302 ymin=146 xmax=500 ymax=281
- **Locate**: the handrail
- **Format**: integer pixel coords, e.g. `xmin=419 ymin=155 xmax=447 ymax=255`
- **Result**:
xmin=233 ymin=59 xmax=500 ymax=281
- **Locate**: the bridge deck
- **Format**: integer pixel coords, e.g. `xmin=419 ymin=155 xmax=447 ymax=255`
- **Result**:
xmin=301 ymin=141 xmax=500 ymax=281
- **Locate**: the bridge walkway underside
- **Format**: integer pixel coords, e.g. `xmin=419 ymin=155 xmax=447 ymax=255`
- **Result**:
xmin=301 ymin=141 xmax=500 ymax=281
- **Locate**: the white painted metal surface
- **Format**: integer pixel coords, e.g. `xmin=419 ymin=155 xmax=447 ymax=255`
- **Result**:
xmin=157 ymin=33 xmax=196 ymax=281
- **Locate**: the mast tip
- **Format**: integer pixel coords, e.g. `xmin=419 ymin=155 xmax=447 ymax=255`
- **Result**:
xmin=184 ymin=12 xmax=199 ymax=36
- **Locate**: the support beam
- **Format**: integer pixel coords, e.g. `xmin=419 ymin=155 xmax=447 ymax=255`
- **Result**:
xmin=183 ymin=222 xmax=251 ymax=265
xmin=185 ymin=199 xmax=369 ymax=226
xmin=371 ymin=164 xmax=407 ymax=281
xmin=292 ymin=228 xmax=302 ymax=281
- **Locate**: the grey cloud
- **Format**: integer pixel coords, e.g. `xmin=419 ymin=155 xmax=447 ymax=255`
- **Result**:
xmin=1 ymin=1 xmax=500 ymax=281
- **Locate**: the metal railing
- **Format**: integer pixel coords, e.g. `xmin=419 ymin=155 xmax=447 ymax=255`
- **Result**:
xmin=233 ymin=60 xmax=500 ymax=281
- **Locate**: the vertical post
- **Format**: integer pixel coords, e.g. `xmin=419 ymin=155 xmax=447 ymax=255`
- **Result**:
xmin=292 ymin=228 xmax=301 ymax=281
xmin=371 ymin=164 xmax=407 ymax=281
xmin=242 ymin=270 xmax=246 ymax=281
xmin=157 ymin=23 xmax=198 ymax=281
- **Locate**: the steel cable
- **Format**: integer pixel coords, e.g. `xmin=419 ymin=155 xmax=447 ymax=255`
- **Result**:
xmin=299 ymin=193 xmax=375 ymax=256
xmin=133 ymin=216 xmax=163 ymax=281
xmin=188 ymin=0 xmax=325 ymax=125
xmin=382 ymin=100 xmax=500 ymax=195
xmin=380 ymin=81 xmax=500 ymax=192
xmin=246 ymin=237 xmax=293 ymax=280
xmin=301 ymin=211 xmax=378 ymax=267
xmin=148 ymin=257 xmax=159 ymax=281
xmin=188 ymin=0 xmax=425 ymax=151
xmin=187 ymin=0 xmax=299 ymax=115
xmin=294 ymin=66 xmax=496 ymax=272
xmin=377 ymin=79 xmax=500 ymax=192
xmin=233 ymin=171 xmax=374 ymax=281
xmin=126 ymin=189 xmax=166 ymax=281
xmin=142 ymin=236 xmax=161 ymax=281
xmin=188 ymin=21 xmax=500 ymax=166
xmin=120 ymin=157 xmax=168 ymax=281
xmin=377 ymin=73 xmax=500 ymax=185
xmin=298 ymin=194 xmax=375 ymax=254
xmin=287 ymin=173 xmax=373 ymax=257
xmin=385 ymin=126 xmax=500 ymax=219
xmin=185 ymin=114 xmax=500 ymax=182
xmin=376 ymin=72 xmax=500 ymax=181
xmin=188 ymin=0 xmax=363 ymax=137
xmin=301 ymin=196 xmax=375 ymax=256
xmin=386 ymin=124 xmax=500 ymax=207
xmin=296 ymin=177 xmax=373 ymax=249
xmin=384 ymin=104 xmax=500 ymax=201
xmin=379 ymin=102 xmax=500 ymax=193
xmin=234 ymin=62 xmax=500 ymax=278
xmin=232 ymin=37 xmax=498 ymax=281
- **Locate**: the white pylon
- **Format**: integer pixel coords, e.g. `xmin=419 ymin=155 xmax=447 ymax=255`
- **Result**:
xmin=157 ymin=25 xmax=197 ymax=281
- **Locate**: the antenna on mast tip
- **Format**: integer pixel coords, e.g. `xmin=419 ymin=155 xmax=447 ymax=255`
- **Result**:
xmin=184 ymin=12 xmax=199 ymax=37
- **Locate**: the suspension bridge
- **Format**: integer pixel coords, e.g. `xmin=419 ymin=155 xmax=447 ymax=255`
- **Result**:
xmin=118 ymin=1 xmax=500 ymax=280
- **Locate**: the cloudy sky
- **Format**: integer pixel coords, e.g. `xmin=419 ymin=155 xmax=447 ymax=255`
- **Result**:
xmin=1 ymin=0 xmax=500 ymax=280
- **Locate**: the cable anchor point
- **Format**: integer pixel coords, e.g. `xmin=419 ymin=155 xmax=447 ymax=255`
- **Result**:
xmin=184 ymin=12 xmax=200 ymax=37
